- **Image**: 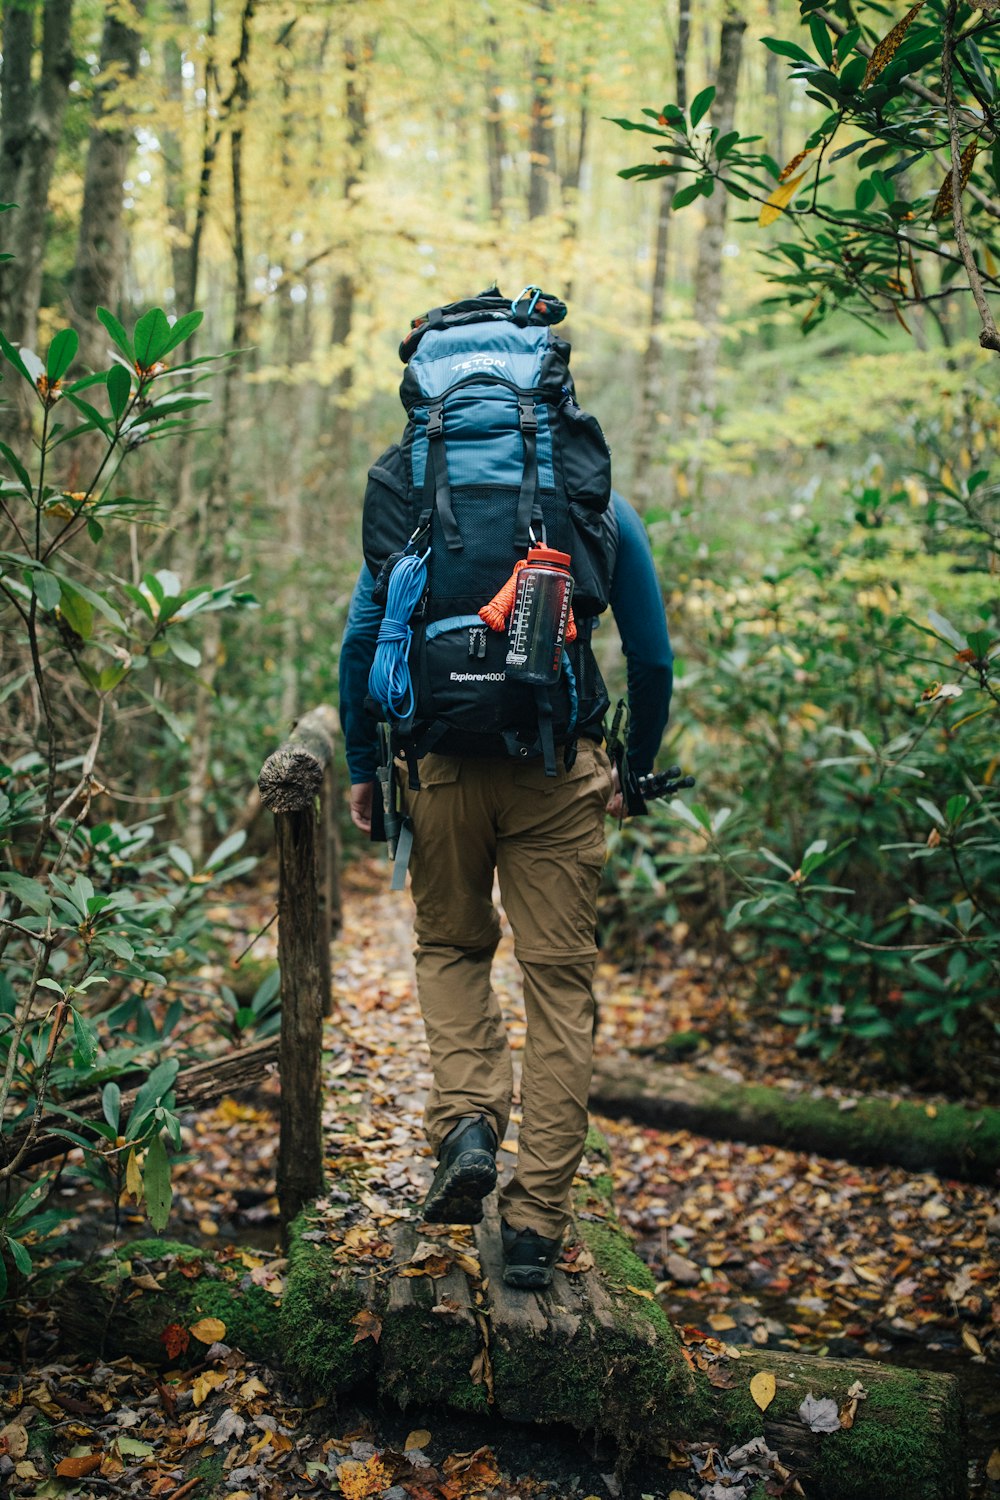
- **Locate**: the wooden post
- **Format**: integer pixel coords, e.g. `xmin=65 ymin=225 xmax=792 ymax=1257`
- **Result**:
xmin=257 ymin=704 xmax=339 ymax=1235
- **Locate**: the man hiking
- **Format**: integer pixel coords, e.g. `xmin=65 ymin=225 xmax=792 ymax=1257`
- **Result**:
xmin=339 ymin=287 xmax=672 ymax=1289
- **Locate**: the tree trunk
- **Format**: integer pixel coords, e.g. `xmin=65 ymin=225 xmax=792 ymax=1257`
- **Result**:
xmin=527 ymin=3 xmax=556 ymax=221
xmin=686 ymin=4 xmax=746 ymax=445
xmin=162 ymin=0 xmax=191 ymax=309
xmin=632 ymin=0 xmax=692 ymax=510
xmin=765 ymin=0 xmax=785 ymax=172
xmin=483 ymin=11 xmax=505 ymax=220
xmin=186 ymin=0 xmax=255 ymax=865
xmin=0 ymin=0 xmax=75 ymax=351
xmin=322 ymin=34 xmax=371 ymax=502
xmin=70 ymin=0 xmax=146 ymax=372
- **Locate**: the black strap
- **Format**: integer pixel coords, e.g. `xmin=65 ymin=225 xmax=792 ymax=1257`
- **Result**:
xmin=534 ymin=686 xmax=557 ymax=777
xmin=515 ymin=397 xmax=543 ymax=549
xmin=425 ymin=399 xmax=463 ymax=552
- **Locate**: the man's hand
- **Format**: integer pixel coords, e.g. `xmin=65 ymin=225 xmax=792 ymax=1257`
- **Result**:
xmin=606 ymin=762 xmax=623 ymax=821
xmin=350 ymin=781 xmax=374 ymax=835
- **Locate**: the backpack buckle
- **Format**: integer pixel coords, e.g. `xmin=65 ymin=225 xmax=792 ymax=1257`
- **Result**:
xmin=517 ymin=397 xmax=538 ymax=434
xmin=426 ymin=401 xmax=445 ymax=440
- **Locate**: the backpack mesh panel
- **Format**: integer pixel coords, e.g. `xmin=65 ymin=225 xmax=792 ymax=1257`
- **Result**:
xmin=428 ymin=485 xmax=560 ymax=604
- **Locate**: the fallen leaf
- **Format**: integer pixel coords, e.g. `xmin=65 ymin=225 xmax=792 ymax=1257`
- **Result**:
xmin=627 ymin=1284 xmax=655 ymax=1299
xmin=961 ymin=1328 xmax=982 ymax=1356
xmin=351 ymin=1308 xmax=383 ymax=1345
xmin=750 ymin=1371 xmax=776 ymax=1411
xmin=191 ymin=1368 xmax=228 ymax=1407
xmin=987 ymin=1449 xmax=1000 ymax=1481
xmin=0 ymin=1424 xmax=28 ymax=1460
xmin=431 ymin=1296 xmax=464 ymax=1314
xmin=130 ymin=1271 xmax=164 ymax=1292
xmin=160 ymin=1323 xmax=190 ymax=1359
xmin=209 ymin=1409 xmax=246 ymax=1445
xmin=115 ymin=1436 xmax=155 ymax=1458
xmin=337 ymin=1456 xmax=391 ymax=1500
xmin=799 ymin=1392 xmax=840 ymax=1432
xmin=56 ymin=1454 xmax=103 ymax=1477
xmin=190 ymin=1316 xmax=227 ymax=1344
xmin=405 ymin=1428 xmax=432 ymax=1451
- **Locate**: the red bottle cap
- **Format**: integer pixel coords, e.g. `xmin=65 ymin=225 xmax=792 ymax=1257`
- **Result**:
xmin=526 ymin=544 xmax=571 ymax=569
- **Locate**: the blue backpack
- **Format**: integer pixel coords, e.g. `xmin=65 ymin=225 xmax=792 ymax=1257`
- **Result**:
xmin=363 ymin=285 xmax=615 ymax=778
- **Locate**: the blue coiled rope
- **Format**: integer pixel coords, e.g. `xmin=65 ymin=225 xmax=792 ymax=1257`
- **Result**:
xmin=367 ymin=549 xmax=430 ymax=722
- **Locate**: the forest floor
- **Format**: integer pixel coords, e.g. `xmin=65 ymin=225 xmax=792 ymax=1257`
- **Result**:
xmin=3 ymin=856 xmax=999 ymax=1498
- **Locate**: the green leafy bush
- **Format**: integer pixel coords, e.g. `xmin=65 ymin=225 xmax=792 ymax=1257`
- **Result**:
xmin=0 ymin=299 xmax=260 ymax=1288
xmin=607 ymin=471 xmax=999 ymax=1070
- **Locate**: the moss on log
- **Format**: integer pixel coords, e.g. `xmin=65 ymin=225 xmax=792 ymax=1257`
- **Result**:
xmin=45 ymin=1150 xmax=968 ymax=1499
xmin=717 ymin=1349 xmax=966 ymax=1500
xmin=51 ymin=1238 xmax=281 ymax=1365
xmin=591 ymin=1055 xmax=1000 ymax=1182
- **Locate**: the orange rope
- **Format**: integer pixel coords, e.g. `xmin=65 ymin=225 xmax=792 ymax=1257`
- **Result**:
xmin=479 ymin=560 xmax=576 ymax=640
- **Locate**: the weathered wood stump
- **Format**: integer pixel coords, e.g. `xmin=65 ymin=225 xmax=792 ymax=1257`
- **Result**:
xmin=591 ymin=1055 xmax=1000 ymax=1184
xmin=257 ymin=705 xmax=341 ymax=1233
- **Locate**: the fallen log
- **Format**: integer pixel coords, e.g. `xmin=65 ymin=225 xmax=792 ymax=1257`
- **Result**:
xmin=3 ymin=1038 xmax=278 ymax=1172
xmin=53 ymin=1131 xmax=967 ymax=1499
xmin=591 ymin=1054 xmax=1000 ymax=1184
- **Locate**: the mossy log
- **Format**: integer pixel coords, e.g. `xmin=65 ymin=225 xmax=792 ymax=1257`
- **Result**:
xmin=591 ymin=1055 xmax=1000 ymax=1183
xmin=51 ymin=1167 xmax=967 ymax=1500
xmin=5 ymin=1038 xmax=278 ymax=1172
xmin=51 ymin=1238 xmax=282 ymax=1367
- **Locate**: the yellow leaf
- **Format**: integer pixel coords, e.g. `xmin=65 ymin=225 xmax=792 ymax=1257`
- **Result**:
xmin=404 ymin=1429 xmax=432 ymax=1451
xmin=338 ymin=1457 xmax=391 ymax=1500
xmin=125 ymin=1148 xmax=143 ymax=1205
xmin=189 ymin=1317 xmax=226 ymax=1344
xmin=708 ymin=1313 xmax=737 ymax=1332
xmin=750 ymin=1370 xmax=776 ymax=1411
xmin=962 ymin=1328 xmax=982 ymax=1356
xmin=627 ymin=1284 xmax=654 ymax=1299
xmin=238 ymin=1377 xmax=268 ymax=1401
xmin=191 ymin=1368 xmax=227 ymax=1407
xmin=759 ymin=171 xmax=809 ymax=227
xmin=986 ymin=1449 xmax=1000 ymax=1481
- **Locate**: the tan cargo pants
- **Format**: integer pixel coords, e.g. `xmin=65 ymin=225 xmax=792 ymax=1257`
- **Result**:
xmin=402 ymin=737 xmax=613 ymax=1240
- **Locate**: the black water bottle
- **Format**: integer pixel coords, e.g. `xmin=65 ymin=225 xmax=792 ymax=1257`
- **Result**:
xmin=504 ymin=545 xmax=574 ymax=686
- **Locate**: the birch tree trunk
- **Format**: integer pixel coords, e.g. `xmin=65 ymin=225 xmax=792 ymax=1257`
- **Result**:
xmin=631 ymin=0 xmax=692 ymax=511
xmin=70 ymin=0 xmax=147 ymax=374
xmin=0 ymin=0 xmax=75 ymax=351
xmin=686 ymin=4 xmax=746 ymax=446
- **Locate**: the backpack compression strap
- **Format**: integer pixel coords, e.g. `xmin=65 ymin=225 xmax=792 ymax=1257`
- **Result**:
xmin=419 ymin=398 xmax=463 ymax=552
xmin=514 ymin=397 xmax=544 ymax=549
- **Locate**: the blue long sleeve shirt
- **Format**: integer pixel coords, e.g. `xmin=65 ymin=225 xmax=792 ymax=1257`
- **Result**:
xmin=338 ymin=491 xmax=673 ymax=783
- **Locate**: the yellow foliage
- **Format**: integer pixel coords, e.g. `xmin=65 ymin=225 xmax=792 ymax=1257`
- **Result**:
xmin=758 ymin=170 xmax=809 ymax=227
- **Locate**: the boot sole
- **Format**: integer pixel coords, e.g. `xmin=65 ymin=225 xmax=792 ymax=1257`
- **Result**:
xmin=421 ymin=1151 xmax=497 ymax=1225
xmin=502 ymin=1263 xmax=555 ymax=1290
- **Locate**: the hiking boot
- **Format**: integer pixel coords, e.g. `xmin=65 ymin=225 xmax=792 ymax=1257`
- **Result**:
xmin=500 ymin=1219 xmax=562 ymax=1289
xmin=421 ymin=1114 xmax=498 ymax=1225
